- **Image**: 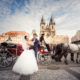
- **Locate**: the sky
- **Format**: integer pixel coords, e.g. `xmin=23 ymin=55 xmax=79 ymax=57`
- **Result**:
xmin=0 ymin=0 xmax=80 ymax=39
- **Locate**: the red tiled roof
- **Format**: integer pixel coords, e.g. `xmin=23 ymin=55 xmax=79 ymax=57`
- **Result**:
xmin=5 ymin=31 xmax=29 ymax=35
xmin=0 ymin=34 xmax=4 ymax=37
xmin=0 ymin=35 xmax=2 ymax=36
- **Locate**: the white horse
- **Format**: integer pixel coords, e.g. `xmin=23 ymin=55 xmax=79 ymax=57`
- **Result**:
xmin=64 ymin=43 xmax=80 ymax=63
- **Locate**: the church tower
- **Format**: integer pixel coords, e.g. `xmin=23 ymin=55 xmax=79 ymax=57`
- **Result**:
xmin=49 ymin=16 xmax=56 ymax=36
xmin=40 ymin=16 xmax=45 ymax=36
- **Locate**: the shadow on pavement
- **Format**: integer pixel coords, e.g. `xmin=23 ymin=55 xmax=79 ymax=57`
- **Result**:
xmin=19 ymin=75 xmax=30 ymax=80
xmin=65 ymin=68 xmax=80 ymax=80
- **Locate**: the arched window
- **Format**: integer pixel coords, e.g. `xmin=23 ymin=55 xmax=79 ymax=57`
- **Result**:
xmin=52 ymin=26 xmax=53 ymax=29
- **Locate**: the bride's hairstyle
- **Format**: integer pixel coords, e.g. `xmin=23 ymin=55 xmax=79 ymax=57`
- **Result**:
xmin=24 ymin=35 xmax=27 ymax=40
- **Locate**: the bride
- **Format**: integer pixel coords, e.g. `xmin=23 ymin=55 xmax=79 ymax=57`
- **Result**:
xmin=12 ymin=35 xmax=38 ymax=75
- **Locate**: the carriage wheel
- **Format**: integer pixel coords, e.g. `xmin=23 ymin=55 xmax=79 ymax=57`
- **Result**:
xmin=0 ymin=49 xmax=13 ymax=68
xmin=38 ymin=53 xmax=45 ymax=62
xmin=38 ymin=53 xmax=48 ymax=62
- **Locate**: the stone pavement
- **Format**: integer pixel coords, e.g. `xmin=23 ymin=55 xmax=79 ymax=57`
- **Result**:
xmin=0 ymin=63 xmax=80 ymax=80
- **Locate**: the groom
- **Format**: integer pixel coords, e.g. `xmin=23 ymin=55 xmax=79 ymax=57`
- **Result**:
xmin=29 ymin=33 xmax=38 ymax=59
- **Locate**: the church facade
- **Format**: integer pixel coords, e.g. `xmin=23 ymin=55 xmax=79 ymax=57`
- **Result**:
xmin=40 ymin=16 xmax=56 ymax=37
xmin=40 ymin=16 xmax=69 ymax=45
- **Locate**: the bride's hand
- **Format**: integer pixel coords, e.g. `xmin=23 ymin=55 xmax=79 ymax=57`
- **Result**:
xmin=27 ymin=41 xmax=34 ymax=46
xmin=30 ymin=38 xmax=33 ymax=41
xmin=27 ymin=48 xmax=29 ymax=50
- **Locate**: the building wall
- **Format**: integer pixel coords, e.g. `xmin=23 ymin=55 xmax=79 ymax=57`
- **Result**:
xmin=0 ymin=35 xmax=8 ymax=43
xmin=0 ymin=31 xmax=28 ymax=44
xmin=53 ymin=35 xmax=69 ymax=45
xmin=44 ymin=35 xmax=69 ymax=45
xmin=71 ymin=30 xmax=80 ymax=42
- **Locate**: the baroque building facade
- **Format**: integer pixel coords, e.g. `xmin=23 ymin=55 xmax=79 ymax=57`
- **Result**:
xmin=0 ymin=31 xmax=28 ymax=44
xmin=40 ymin=16 xmax=56 ymax=37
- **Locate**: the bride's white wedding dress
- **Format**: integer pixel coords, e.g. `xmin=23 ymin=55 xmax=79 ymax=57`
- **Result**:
xmin=12 ymin=38 xmax=38 ymax=75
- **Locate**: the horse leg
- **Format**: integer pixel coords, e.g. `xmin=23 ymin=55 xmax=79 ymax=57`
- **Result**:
xmin=71 ymin=53 xmax=74 ymax=62
xmin=76 ymin=53 xmax=79 ymax=63
xmin=64 ymin=53 xmax=68 ymax=64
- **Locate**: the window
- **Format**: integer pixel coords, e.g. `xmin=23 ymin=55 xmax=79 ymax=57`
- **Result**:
xmin=52 ymin=26 xmax=53 ymax=29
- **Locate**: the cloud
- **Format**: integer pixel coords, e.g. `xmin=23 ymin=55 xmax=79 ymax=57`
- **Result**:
xmin=55 ymin=14 xmax=68 ymax=24
xmin=0 ymin=13 xmax=40 ymax=34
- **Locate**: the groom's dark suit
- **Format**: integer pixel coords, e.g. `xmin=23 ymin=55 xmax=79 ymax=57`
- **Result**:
xmin=29 ymin=38 xmax=38 ymax=59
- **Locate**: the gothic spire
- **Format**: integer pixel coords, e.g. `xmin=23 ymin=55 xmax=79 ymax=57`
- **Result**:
xmin=49 ymin=16 xmax=55 ymax=25
xmin=40 ymin=16 xmax=45 ymax=24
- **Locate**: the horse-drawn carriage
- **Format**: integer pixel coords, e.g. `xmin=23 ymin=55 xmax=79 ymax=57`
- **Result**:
xmin=38 ymin=40 xmax=80 ymax=64
xmin=0 ymin=40 xmax=52 ymax=68
xmin=38 ymin=41 xmax=53 ymax=62
xmin=0 ymin=41 xmax=24 ymax=68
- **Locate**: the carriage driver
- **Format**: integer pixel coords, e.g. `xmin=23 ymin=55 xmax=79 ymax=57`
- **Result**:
xmin=40 ymin=34 xmax=51 ymax=52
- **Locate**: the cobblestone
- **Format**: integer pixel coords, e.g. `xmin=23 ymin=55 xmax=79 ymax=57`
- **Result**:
xmin=0 ymin=63 xmax=80 ymax=80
